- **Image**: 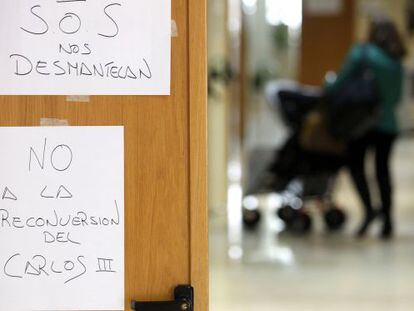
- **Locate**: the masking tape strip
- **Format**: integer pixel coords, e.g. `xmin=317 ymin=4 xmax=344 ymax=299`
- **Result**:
xmin=40 ymin=118 xmax=70 ymax=126
xmin=66 ymin=95 xmax=91 ymax=103
xmin=171 ymin=20 xmax=178 ymax=37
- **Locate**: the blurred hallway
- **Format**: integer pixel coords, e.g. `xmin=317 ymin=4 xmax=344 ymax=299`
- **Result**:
xmin=210 ymin=136 xmax=414 ymax=311
xmin=208 ymin=1 xmax=414 ymax=310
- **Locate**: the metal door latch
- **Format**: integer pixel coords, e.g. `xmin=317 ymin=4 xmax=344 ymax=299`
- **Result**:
xmin=131 ymin=285 xmax=194 ymax=311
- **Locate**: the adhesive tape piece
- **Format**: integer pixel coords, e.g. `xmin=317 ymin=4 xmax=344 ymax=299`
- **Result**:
xmin=171 ymin=20 xmax=178 ymax=37
xmin=66 ymin=95 xmax=91 ymax=103
xmin=40 ymin=118 xmax=69 ymax=126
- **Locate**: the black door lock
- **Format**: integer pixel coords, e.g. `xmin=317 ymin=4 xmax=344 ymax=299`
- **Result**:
xmin=131 ymin=285 xmax=194 ymax=311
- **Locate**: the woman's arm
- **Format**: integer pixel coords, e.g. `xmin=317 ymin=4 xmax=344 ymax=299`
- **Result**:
xmin=325 ymin=45 xmax=362 ymax=92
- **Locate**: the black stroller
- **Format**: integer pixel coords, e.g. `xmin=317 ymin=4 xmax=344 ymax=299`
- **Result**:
xmin=242 ymin=81 xmax=347 ymax=233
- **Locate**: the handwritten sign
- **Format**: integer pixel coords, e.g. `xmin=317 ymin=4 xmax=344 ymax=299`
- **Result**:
xmin=0 ymin=127 xmax=124 ymax=311
xmin=0 ymin=1 xmax=171 ymax=95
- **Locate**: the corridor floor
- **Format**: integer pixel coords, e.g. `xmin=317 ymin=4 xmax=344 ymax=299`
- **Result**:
xmin=210 ymin=136 xmax=414 ymax=311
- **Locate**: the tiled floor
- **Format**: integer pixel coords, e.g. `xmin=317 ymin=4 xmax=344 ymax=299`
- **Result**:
xmin=210 ymin=136 xmax=414 ymax=311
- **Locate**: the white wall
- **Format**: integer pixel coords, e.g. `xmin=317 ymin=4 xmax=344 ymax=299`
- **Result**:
xmin=208 ymin=0 xmax=229 ymax=213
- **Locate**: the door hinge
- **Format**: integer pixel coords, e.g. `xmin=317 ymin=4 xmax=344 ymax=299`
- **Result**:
xmin=131 ymin=285 xmax=194 ymax=311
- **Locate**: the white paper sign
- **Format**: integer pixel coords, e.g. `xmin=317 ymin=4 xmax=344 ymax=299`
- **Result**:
xmin=0 ymin=126 xmax=124 ymax=311
xmin=0 ymin=1 xmax=171 ymax=95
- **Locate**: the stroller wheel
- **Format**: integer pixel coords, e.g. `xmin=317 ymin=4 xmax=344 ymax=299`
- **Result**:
xmin=290 ymin=213 xmax=312 ymax=234
xmin=242 ymin=209 xmax=262 ymax=229
xmin=324 ymin=207 xmax=346 ymax=231
xmin=277 ymin=205 xmax=299 ymax=225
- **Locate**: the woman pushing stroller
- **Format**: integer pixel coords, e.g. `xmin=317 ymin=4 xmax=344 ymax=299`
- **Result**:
xmin=326 ymin=17 xmax=406 ymax=239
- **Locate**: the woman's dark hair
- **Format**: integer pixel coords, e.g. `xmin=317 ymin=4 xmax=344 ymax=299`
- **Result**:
xmin=368 ymin=17 xmax=407 ymax=60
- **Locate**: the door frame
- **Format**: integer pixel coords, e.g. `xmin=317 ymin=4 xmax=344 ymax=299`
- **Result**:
xmin=189 ymin=0 xmax=208 ymax=310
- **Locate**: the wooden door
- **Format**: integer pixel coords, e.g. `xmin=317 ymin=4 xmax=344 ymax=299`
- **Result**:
xmin=0 ymin=0 xmax=208 ymax=310
xmin=300 ymin=0 xmax=355 ymax=86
